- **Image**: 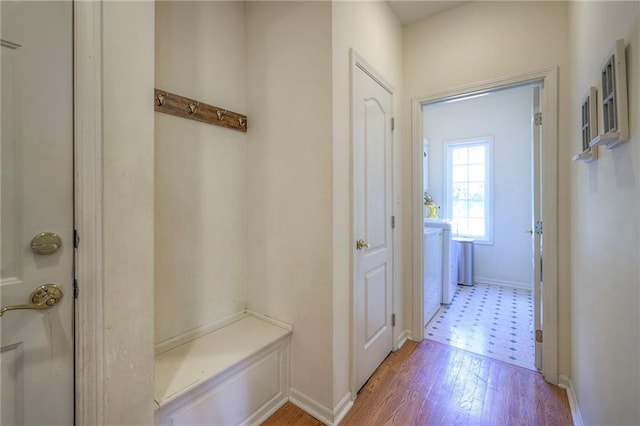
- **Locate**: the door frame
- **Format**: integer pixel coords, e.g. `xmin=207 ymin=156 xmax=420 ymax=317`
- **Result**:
xmin=74 ymin=1 xmax=104 ymax=423
xmin=411 ymin=67 xmax=559 ymax=384
xmin=350 ymin=49 xmax=396 ymax=400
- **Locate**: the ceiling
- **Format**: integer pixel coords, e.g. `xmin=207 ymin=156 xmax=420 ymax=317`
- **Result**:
xmin=386 ymin=1 xmax=468 ymax=26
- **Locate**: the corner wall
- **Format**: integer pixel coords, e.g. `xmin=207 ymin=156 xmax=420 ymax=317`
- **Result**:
xmin=102 ymin=1 xmax=155 ymax=423
xmin=245 ymin=0 xmax=334 ymax=411
xmin=403 ymin=0 xmax=571 ymax=376
xmin=568 ymin=2 xmax=640 ymax=424
xmin=154 ymin=1 xmax=247 ymax=345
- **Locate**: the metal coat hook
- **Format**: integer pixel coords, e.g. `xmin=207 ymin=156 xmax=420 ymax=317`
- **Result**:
xmin=188 ymin=102 xmax=199 ymax=115
xmin=216 ymin=110 xmax=225 ymax=121
xmin=238 ymin=117 xmax=246 ymax=128
xmin=157 ymin=93 xmax=167 ymax=106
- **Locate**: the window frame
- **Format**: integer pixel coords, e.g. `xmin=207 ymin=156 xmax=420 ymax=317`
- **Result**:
xmin=444 ymin=137 xmax=494 ymax=244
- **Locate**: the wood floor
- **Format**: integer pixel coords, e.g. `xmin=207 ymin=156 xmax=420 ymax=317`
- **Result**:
xmin=262 ymin=339 xmax=572 ymax=425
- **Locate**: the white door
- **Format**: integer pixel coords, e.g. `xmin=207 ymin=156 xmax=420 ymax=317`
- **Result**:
xmin=1 ymin=1 xmax=74 ymax=424
xmin=353 ymin=60 xmax=393 ymax=392
xmin=532 ymin=86 xmax=543 ymax=371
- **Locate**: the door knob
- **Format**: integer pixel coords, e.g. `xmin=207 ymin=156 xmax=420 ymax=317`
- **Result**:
xmin=356 ymin=239 xmax=370 ymax=250
xmin=0 ymin=284 xmax=63 ymax=317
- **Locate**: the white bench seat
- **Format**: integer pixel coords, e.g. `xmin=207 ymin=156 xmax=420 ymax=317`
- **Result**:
xmin=154 ymin=314 xmax=292 ymax=425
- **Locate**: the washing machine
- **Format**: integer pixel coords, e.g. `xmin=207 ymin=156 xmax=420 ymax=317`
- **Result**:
xmin=424 ymin=218 xmax=459 ymax=305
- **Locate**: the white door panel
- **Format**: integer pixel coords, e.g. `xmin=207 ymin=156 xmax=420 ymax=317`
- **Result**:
xmin=1 ymin=1 xmax=74 ymax=424
xmin=532 ymin=86 xmax=543 ymax=371
xmin=353 ymin=62 xmax=393 ymax=393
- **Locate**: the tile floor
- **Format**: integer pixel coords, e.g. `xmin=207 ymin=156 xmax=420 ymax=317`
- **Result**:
xmin=424 ymin=282 xmax=536 ymax=370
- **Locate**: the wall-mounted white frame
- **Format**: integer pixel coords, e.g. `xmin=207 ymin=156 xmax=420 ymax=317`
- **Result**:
xmin=590 ymin=39 xmax=629 ymax=150
xmin=572 ymin=86 xmax=598 ymax=163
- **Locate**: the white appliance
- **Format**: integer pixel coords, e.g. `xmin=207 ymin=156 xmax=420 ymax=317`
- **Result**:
xmin=423 ymin=227 xmax=442 ymax=325
xmin=424 ymin=218 xmax=459 ymax=305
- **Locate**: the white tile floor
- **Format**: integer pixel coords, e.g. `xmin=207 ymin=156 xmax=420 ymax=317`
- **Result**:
xmin=424 ymin=282 xmax=535 ymax=370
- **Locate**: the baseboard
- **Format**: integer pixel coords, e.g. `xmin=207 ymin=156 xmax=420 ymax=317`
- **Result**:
xmin=246 ymin=310 xmax=294 ymax=332
xmin=396 ymin=329 xmax=412 ymax=350
xmin=558 ymin=375 xmax=584 ymax=426
xmin=333 ymin=392 xmax=353 ymax=425
xmin=474 ymin=276 xmax=532 ymax=290
xmin=289 ymin=387 xmax=334 ymax=425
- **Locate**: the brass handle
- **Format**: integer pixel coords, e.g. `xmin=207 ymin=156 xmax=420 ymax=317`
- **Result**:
xmin=356 ymin=239 xmax=370 ymax=250
xmin=0 ymin=284 xmax=63 ymax=317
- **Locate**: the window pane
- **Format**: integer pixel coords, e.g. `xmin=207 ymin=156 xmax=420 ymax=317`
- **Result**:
xmin=468 ymin=218 xmax=485 ymax=237
xmin=468 ymin=182 xmax=484 ymax=201
xmin=468 ymin=164 xmax=484 ymax=182
xmin=468 ymin=200 xmax=484 ymax=218
xmin=456 ymin=218 xmax=469 ymax=236
xmin=468 ymin=146 xmax=485 ymax=164
xmin=452 ymin=147 xmax=467 ymax=165
xmin=452 ymin=182 xmax=468 ymax=201
xmin=452 ymin=165 xmax=468 ymax=182
xmin=453 ymin=200 xmax=468 ymax=217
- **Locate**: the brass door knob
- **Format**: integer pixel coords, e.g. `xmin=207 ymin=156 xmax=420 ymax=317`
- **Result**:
xmin=356 ymin=239 xmax=370 ymax=250
xmin=0 ymin=284 xmax=63 ymax=317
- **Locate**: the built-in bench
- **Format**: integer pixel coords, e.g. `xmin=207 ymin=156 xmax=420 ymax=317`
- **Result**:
xmin=154 ymin=313 xmax=292 ymax=426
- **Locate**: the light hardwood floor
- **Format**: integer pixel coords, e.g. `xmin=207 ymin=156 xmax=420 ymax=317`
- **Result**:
xmin=263 ymin=339 xmax=572 ymax=425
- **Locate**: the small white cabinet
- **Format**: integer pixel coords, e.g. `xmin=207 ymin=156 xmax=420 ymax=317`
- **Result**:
xmin=423 ymin=228 xmax=443 ymax=326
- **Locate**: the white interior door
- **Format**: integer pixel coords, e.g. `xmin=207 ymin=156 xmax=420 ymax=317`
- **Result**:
xmin=353 ymin=61 xmax=393 ymax=393
xmin=532 ymin=86 xmax=543 ymax=371
xmin=1 ymin=1 xmax=74 ymax=424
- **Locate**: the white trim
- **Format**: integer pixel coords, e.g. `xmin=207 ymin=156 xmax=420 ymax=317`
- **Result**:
xmin=154 ymin=311 xmax=249 ymax=355
xmin=289 ymin=387 xmax=333 ymax=426
xmin=558 ymin=375 xmax=584 ymax=426
xmin=333 ymin=392 xmax=354 ymax=426
xmin=412 ymin=67 xmax=559 ymax=384
xmin=247 ymin=310 xmax=294 ymax=332
xmin=349 ymin=48 xmax=396 ymax=401
xmin=74 ymin=1 xmax=104 ymax=424
xmin=474 ymin=277 xmax=532 ymax=290
xmin=396 ymin=329 xmax=413 ymax=350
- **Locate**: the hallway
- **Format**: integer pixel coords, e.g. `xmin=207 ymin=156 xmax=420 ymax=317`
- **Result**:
xmin=264 ymin=339 xmax=571 ymax=425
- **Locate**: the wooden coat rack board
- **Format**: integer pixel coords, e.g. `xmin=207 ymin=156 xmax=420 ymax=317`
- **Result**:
xmin=154 ymin=88 xmax=247 ymax=132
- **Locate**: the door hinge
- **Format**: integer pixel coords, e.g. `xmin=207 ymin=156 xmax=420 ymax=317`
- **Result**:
xmin=535 ymin=220 xmax=543 ymax=235
xmin=391 ymin=216 xmax=395 ymax=229
xmin=73 ymin=278 xmax=79 ymax=299
xmin=535 ymin=329 xmax=543 ymax=343
xmin=534 ymin=112 xmax=542 ymax=126
xmin=74 ymin=229 xmax=80 ymax=249
xmin=391 ymin=117 xmax=395 ymax=131
xmin=392 ymin=313 xmax=396 ymax=327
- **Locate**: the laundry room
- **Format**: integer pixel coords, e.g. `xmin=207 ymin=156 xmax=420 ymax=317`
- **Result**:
xmin=421 ymin=84 xmax=538 ymax=370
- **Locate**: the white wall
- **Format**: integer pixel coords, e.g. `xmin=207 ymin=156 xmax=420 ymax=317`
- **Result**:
xmin=568 ymin=2 xmax=640 ymax=424
xmin=331 ymin=0 xmax=403 ymax=411
xmin=403 ymin=1 xmax=571 ymax=375
xmin=245 ymin=1 xmax=334 ymax=411
xmin=154 ymin=1 xmax=247 ymax=345
xmin=423 ymin=87 xmax=534 ymax=288
xmin=102 ymin=1 xmax=155 ymax=423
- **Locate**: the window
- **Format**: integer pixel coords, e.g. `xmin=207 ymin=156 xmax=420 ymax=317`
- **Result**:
xmin=445 ymin=138 xmax=492 ymax=243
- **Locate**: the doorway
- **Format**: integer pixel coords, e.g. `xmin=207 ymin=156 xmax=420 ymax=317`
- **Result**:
xmin=411 ymin=69 xmax=559 ymax=384
xmin=422 ymin=85 xmax=538 ymax=370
